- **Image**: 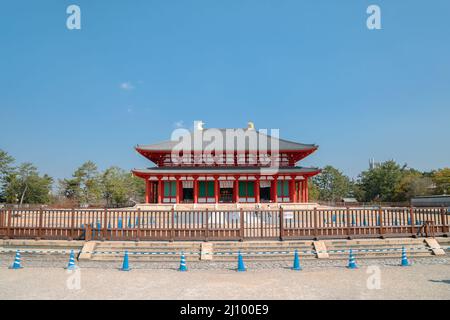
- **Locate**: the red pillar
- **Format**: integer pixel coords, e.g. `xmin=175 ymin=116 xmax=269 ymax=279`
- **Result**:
xmin=193 ymin=177 xmax=198 ymax=203
xmin=214 ymin=176 xmax=219 ymax=203
xmin=145 ymin=179 xmax=151 ymax=203
xmin=157 ymin=178 xmax=163 ymax=204
xmin=272 ymin=176 xmax=278 ymax=203
xmin=304 ymin=178 xmax=309 ymax=203
xmin=175 ymin=178 xmax=180 ymax=204
xmin=255 ymin=177 xmax=260 ymax=203
xmin=234 ymin=176 xmax=239 ymax=203
xmin=301 ymin=179 xmax=306 ymax=202
xmin=289 ymin=177 xmax=295 ymax=203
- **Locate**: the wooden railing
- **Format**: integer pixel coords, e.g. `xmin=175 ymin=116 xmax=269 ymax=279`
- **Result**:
xmin=0 ymin=207 xmax=448 ymax=241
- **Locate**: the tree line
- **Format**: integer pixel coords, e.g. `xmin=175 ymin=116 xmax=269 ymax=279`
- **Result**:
xmin=1 ymin=149 xmax=449 ymax=206
xmin=0 ymin=149 xmax=144 ymax=207
xmin=310 ymin=161 xmax=449 ymax=203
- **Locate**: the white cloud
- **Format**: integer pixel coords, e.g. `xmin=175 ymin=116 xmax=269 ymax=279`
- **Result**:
xmin=173 ymin=120 xmax=185 ymax=128
xmin=120 ymin=82 xmax=135 ymax=91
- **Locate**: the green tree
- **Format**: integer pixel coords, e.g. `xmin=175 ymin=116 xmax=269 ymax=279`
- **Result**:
xmin=101 ymin=167 xmax=145 ymax=207
xmin=4 ymin=163 xmax=53 ymax=205
xmin=308 ymin=180 xmax=320 ymax=201
xmin=59 ymin=161 xmax=102 ymax=206
xmin=432 ymin=168 xmax=450 ymax=195
xmin=0 ymin=149 xmax=15 ymax=201
xmin=394 ymin=169 xmax=433 ymax=201
xmin=312 ymin=165 xmax=352 ymax=201
xmin=358 ymin=160 xmax=405 ymax=202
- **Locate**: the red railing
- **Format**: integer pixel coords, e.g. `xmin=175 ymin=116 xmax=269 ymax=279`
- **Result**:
xmin=0 ymin=207 xmax=448 ymax=241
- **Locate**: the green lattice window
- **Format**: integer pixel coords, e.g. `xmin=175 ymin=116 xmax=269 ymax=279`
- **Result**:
xmin=198 ymin=181 xmax=214 ymax=197
xmin=239 ymin=181 xmax=255 ymax=198
xmin=163 ymin=181 xmax=177 ymax=197
xmin=277 ymin=181 xmax=289 ymax=197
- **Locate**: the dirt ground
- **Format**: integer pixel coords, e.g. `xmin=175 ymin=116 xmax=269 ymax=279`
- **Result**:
xmin=1 ymin=263 xmax=449 ymax=300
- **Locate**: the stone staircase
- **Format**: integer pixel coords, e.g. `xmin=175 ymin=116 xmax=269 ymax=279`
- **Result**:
xmin=80 ymin=237 xmax=447 ymax=262
xmin=323 ymin=238 xmax=434 ymax=260
xmin=1 ymin=237 xmax=446 ymax=263
xmin=88 ymin=241 xmax=202 ymax=262
xmin=212 ymin=241 xmax=316 ymax=261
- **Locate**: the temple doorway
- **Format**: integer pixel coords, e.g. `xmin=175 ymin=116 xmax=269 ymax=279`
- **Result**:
xmin=219 ymin=188 xmax=233 ymax=203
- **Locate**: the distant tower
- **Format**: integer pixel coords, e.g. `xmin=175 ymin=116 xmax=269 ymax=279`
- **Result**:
xmin=369 ymin=158 xmax=375 ymax=170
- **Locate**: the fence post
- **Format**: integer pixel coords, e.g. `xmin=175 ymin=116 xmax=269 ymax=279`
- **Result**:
xmin=240 ymin=208 xmax=244 ymax=241
xmin=346 ymin=207 xmax=352 ymax=239
xmin=85 ymin=224 xmax=92 ymax=241
xmin=136 ymin=208 xmax=141 ymax=241
xmin=36 ymin=206 xmax=43 ymax=240
xmin=205 ymin=208 xmax=209 ymax=242
xmin=441 ymin=206 xmax=448 ymax=234
xmin=102 ymin=208 xmax=108 ymax=241
xmin=170 ymin=208 xmax=175 ymax=242
xmin=279 ymin=207 xmax=284 ymax=241
xmin=379 ymin=207 xmax=384 ymax=238
xmin=5 ymin=208 xmax=11 ymax=239
xmin=410 ymin=206 xmax=416 ymax=236
xmin=70 ymin=208 xmax=75 ymax=241
xmin=313 ymin=207 xmax=318 ymax=240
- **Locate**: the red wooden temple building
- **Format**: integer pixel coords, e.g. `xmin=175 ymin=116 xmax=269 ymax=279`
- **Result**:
xmin=132 ymin=122 xmax=320 ymax=204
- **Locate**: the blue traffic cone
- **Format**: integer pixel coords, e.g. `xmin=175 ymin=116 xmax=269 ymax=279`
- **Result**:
xmin=401 ymin=247 xmax=410 ymax=267
xmin=237 ymin=251 xmax=246 ymax=272
xmin=292 ymin=249 xmax=302 ymax=271
xmin=179 ymin=252 xmax=188 ymax=272
xmin=65 ymin=250 xmax=77 ymax=270
xmin=9 ymin=250 xmax=23 ymax=269
xmin=118 ymin=217 xmax=123 ymax=229
xmin=127 ymin=217 xmax=132 ymax=228
xmin=347 ymin=249 xmax=358 ymax=269
xmin=120 ymin=251 xmax=131 ymax=271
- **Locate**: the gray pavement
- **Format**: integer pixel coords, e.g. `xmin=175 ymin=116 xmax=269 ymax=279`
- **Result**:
xmin=0 ymin=255 xmax=449 ymax=299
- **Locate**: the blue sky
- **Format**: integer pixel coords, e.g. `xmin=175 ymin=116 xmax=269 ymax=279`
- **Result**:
xmin=1 ymin=0 xmax=449 ymax=180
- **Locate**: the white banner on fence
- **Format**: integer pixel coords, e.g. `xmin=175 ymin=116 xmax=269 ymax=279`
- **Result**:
xmin=284 ymin=211 xmax=294 ymax=219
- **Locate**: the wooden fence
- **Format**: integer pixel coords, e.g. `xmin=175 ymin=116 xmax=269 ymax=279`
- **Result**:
xmin=0 ymin=207 xmax=448 ymax=241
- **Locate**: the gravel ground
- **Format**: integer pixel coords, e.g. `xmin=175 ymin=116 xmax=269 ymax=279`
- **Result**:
xmin=0 ymin=253 xmax=449 ymax=299
xmin=0 ymin=252 xmax=449 ymax=269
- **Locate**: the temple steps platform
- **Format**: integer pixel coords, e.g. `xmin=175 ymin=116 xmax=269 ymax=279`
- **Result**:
xmin=2 ymin=238 xmax=445 ymax=263
xmin=77 ymin=237 xmax=450 ymax=262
